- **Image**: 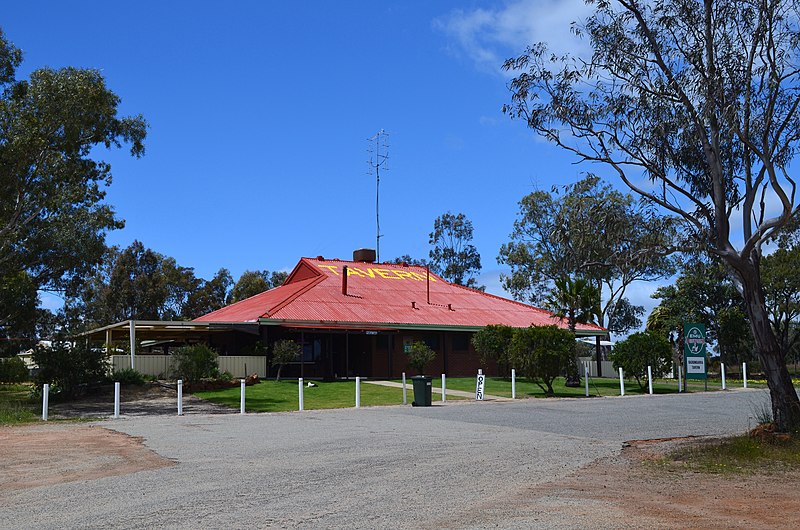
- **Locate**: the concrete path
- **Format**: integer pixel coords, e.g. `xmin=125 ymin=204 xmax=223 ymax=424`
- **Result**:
xmin=364 ymin=379 xmax=512 ymax=401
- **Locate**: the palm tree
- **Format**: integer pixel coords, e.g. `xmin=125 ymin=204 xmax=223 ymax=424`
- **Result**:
xmin=545 ymin=276 xmax=599 ymax=386
xmin=545 ymin=277 xmax=599 ymax=333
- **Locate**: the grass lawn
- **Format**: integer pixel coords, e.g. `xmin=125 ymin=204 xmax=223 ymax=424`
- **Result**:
xmin=419 ymin=375 xmax=768 ymax=399
xmin=0 ymin=383 xmax=39 ymax=424
xmin=194 ymin=380 xmax=410 ymax=412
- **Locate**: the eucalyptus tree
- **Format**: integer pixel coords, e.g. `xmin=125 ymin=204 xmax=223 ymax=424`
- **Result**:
xmin=502 ymin=0 xmax=800 ymax=429
xmin=0 ymin=28 xmax=146 ymax=347
xmin=429 ymin=212 xmax=483 ymax=289
xmin=499 ymin=175 xmax=673 ymax=334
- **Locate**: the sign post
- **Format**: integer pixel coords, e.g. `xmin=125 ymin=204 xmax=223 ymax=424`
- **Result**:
xmin=475 ymin=370 xmax=485 ymax=401
xmin=684 ymin=323 xmax=707 ymax=390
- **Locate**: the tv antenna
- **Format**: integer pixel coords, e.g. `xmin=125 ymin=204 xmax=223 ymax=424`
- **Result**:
xmin=367 ymin=129 xmax=389 ymax=262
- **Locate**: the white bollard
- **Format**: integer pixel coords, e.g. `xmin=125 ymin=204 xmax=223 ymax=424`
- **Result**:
xmin=721 ymin=362 xmax=726 ymax=390
xmin=240 ymin=379 xmax=246 ymax=414
xmin=619 ymin=367 xmax=625 ymax=396
xmin=511 ymin=368 xmax=516 ymax=400
xmin=298 ymin=378 xmax=304 ymax=411
xmin=42 ymin=383 xmax=49 ymax=421
xmin=743 ymin=362 xmax=748 ymax=388
xmin=441 ymin=374 xmax=446 ymax=402
xmin=113 ymin=381 xmax=120 ymax=418
xmin=647 ymin=366 xmax=653 ymax=395
xmin=355 ymin=376 xmax=361 ymax=408
xmin=584 ymin=362 xmax=590 ymax=397
xmin=177 ymin=379 xmax=183 ymax=416
xmin=402 ymin=372 xmax=407 ymax=405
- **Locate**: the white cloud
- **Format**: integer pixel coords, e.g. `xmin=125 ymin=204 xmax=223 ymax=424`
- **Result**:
xmin=434 ymin=0 xmax=593 ymax=74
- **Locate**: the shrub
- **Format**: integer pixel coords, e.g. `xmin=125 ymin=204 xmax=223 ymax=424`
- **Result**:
xmin=610 ymin=331 xmax=672 ymax=390
xmin=170 ymin=344 xmax=219 ymax=383
xmin=471 ymin=325 xmax=514 ymax=375
xmin=0 ymin=357 xmax=29 ymax=383
xmin=407 ymin=341 xmax=437 ymax=375
xmin=271 ymin=339 xmax=300 ymax=381
xmin=113 ymin=368 xmax=146 ymax=386
xmin=510 ymin=325 xmax=574 ymax=396
xmin=33 ymin=341 xmax=109 ymax=398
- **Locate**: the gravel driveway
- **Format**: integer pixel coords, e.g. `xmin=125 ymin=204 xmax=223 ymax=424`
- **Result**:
xmin=1 ymin=388 xmax=771 ymax=529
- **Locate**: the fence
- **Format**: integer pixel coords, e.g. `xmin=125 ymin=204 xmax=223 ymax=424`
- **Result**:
xmin=111 ymin=355 xmax=268 ymax=378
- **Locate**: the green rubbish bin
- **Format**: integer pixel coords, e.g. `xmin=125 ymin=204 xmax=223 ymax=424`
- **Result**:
xmin=411 ymin=376 xmax=432 ymax=407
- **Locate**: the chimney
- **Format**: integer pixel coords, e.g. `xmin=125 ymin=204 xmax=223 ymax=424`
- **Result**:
xmin=353 ymin=248 xmax=377 ymax=263
xmin=342 ymin=266 xmax=348 ymax=295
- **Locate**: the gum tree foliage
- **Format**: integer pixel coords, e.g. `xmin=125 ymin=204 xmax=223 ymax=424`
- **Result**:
xmin=429 ymin=212 xmax=483 ymax=289
xmin=509 ymin=325 xmax=575 ymax=396
xmin=647 ymin=258 xmax=754 ymax=366
xmin=65 ymin=241 xmax=234 ymax=328
xmin=471 ymin=324 xmax=515 ymax=375
xmin=228 ymin=270 xmax=288 ymax=304
xmin=388 ymin=255 xmax=430 ymax=267
xmin=271 ymin=339 xmax=300 ymax=381
xmin=0 ymin=29 xmax=146 ymax=351
xmin=503 ymin=0 xmax=800 ymax=431
xmin=761 ymin=244 xmax=800 ymax=360
xmin=499 ymin=175 xmax=674 ymax=335
xmin=609 ymin=332 xmax=673 ymax=391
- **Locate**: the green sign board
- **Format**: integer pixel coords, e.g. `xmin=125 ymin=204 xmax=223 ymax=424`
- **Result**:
xmin=684 ymin=323 xmax=707 ymax=380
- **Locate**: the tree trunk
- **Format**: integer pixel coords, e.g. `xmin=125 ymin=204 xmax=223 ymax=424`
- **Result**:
xmin=736 ymin=266 xmax=800 ymax=432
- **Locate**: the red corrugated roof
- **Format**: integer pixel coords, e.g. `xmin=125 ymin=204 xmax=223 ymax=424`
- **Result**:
xmin=194 ymin=257 xmax=604 ymax=333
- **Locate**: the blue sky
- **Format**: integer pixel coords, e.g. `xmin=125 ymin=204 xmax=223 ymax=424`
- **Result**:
xmin=4 ymin=1 xmax=669 ymax=328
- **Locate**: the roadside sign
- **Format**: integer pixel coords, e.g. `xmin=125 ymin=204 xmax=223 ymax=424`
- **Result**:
xmin=475 ymin=373 xmax=485 ymax=400
xmin=684 ymin=323 xmax=707 ymax=380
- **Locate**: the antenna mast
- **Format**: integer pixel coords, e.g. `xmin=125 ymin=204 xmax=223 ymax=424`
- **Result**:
xmin=367 ymin=129 xmax=389 ymax=262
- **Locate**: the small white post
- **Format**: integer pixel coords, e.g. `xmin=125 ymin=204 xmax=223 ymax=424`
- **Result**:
xmin=584 ymin=362 xmax=590 ymax=397
xmin=402 ymin=372 xmax=407 ymax=405
xmin=441 ymin=374 xmax=446 ymax=402
xmin=619 ymin=367 xmax=625 ymax=396
xmin=113 ymin=381 xmax=120 ymax=418
xmin=177 ymin=379 xmax=183 ymax=416
xmin=355 ymin=376 xmax=361 ymax=408
xmin=678 ymin=362 xmax=683 ymax=393
xmin=743 ymin=362 xmax=748 ymax=388
xmin=42 ymin=383 xmax=49 ymax=421
xmin=240 ymin=379 xmax=246 ymax=414
xmin=511 ymin=368 xmax=516 ymax=399
xmin=129 ymin=319 xmax=136 ymax=371
xmin=647 ymin=365 xmax=653 ymax=395
xmin=721 ymin=362 xmax=726 ymax=390
xmin=298 ymin=378 xmax=304 ymax=411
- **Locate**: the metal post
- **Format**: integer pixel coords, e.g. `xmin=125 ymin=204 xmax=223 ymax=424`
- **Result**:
xmin=619 ymin=367 xmax=625 ymax=396
xmin=511 ymin=368 xmax=516 ymax=399
xmin=678 ymin=362 xmax=683 ymax=393
xmin=177 ymin=380 xmax=183 ymax=416
xmin=129 ymin=320 xmax=136 ymax=371
xmin=114 ymin=382 xmax=120 ymax=418
xmin=42 ymin=384 xmax=49 ymax=421
xmin=647 ymin=366 xmax=653 ymax=395
xmin=355 ymin=376 xmax=361 ymax=408
xmin=402 ymin=372 xmax=407 ymax=405
xmin=441 ymin=374 xmax=446 ymax=402
xmin=298 ymin=378 xmax=304 ymax=411
xmin=240 ymin=379 xmax=246 ymax=414
xmin=721 ymin=362 xmax=726 ymax=390
xmin=743 ymin=362 xmax=748 ymax=388
xmin=584 ymin=362 xmax=590 ymax=397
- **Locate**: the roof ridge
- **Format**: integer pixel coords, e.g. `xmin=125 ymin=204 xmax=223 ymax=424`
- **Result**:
xmin=263 ymin=274 xmax=325 ymax=317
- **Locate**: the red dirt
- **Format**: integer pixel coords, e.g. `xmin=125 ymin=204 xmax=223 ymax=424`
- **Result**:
xmin=0 ymin=424 xmax=173 ymax=493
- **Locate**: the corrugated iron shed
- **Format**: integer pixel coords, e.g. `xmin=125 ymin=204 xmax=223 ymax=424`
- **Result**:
xmin=195 ymin=257 xmax=605 ymax=335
